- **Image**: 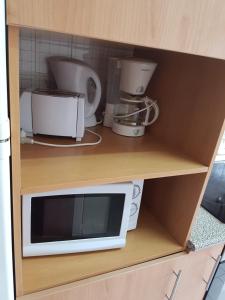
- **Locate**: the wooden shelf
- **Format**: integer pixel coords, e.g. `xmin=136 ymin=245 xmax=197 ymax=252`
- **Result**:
xmin=21 ymin=127 xmax=208 ymax=194
xmin=22 ymin=209 xmax=184 ymax=294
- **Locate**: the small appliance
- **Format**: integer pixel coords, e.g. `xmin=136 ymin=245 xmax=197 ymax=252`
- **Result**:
xmin=20 ymin=90 xmax=85 ymax=142
xmin=48 ymin=57 xmax=102 ymax=127
xmin=104 ymin=58 xmax=159 ymax=137
xmin=22 ymin=180 xmax=144 ymax=257
xmin=202 ymin=161 xmax=225 ymax=223
xmin=202 ymin=134 xmax=225 ymax=222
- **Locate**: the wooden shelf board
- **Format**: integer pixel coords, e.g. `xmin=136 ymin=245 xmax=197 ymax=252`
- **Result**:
xmin=21 ymin=127 xmax=208 ymax=194
xmin=22 ymin=209 xmax=184 ymax=294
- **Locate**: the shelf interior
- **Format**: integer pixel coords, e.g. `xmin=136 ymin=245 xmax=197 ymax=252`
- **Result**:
xmin=20 ymin=127 xmax=208 ymax=194
xmin=11 ymin=26 xmax=225 ymax=298
xmin=22 ymin=208 xmax=184 ymax=294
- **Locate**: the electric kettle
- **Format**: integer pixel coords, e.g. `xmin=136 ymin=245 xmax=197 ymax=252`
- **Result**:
xmin=48 ymin=57 xmax=102 ymax=127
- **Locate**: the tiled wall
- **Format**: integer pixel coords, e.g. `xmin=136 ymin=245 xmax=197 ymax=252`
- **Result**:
xmin=20 ymin=29 xmax=134 ymax=108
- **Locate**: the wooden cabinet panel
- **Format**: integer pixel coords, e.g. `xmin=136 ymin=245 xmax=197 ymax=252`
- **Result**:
xmin=173 ymin=245 xmax=224 ymax=300
xmin=18 ymin=254 xmax=182 ymax=300
xmin=7 ymin=0 xmax=225 ymax=60
xmin=18 ymin=245 xmax=224 ymax=300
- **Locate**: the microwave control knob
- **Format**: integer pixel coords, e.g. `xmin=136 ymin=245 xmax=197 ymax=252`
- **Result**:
xmin=133 ymin=184 xmax=141 ymax=199
xmin=130 ymin=202 xmax=138 ymax=216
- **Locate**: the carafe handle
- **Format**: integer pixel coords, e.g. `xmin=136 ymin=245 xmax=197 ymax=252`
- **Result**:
xmin=142 ymin=97 xmax=159 ymax=126
xmin=86 ymin=70 xmax=102 ymax=118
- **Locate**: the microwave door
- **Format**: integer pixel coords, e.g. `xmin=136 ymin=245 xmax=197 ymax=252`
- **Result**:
xmin=82 ymin=196 xmax=111 ymax=236
xmin=31 ymin=193 xmax=126 ymax=244
xmin=31 ymin=196 xmax=75 ymax=243
xmin=72 ymin=195 xmax=85 ymax=236
xmin=72 ymin=194 xmax=125 ymax=238
xmin=72 ymin=195 xmax=111 ymax=238
xmin=42 ymin=197 xmax=74 ymax=239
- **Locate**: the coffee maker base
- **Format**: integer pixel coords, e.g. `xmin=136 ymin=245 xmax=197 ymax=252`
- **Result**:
xmin=112 ymin=122 xmax=145 ymax=137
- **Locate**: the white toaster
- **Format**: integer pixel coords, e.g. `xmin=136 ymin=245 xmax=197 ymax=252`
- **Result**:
xmin=20 ymin=90 xmax=85 ymax=141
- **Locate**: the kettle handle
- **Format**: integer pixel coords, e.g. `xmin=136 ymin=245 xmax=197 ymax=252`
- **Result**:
xmin=86 ymin=70 xmax=102 ymax=118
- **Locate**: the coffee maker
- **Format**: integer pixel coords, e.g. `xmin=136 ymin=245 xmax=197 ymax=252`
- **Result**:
xmin=105 ymin=58 xmax=159 ymax=137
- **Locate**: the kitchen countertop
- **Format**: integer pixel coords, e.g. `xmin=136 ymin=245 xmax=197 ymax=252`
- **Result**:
xmin=190 ymin=207 xmax=225 ymax=250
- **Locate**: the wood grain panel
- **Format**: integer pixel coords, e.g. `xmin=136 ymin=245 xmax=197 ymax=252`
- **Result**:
xmin=21 ymin=210 xmax=183 ymax=294
xmin=8 ymin=26 xmax=23 ymax=296
xmin=18 ymin=252 xmax=184 ymax=300
xmin=6 ymin=0 xmax=225 ymax=60
xmin=134 ymin=47 xmax=225 ymax=250
xmin=17 ymin=245 xmax=224 ymax=300
xmin=173 ymin=244 xmax=224 ymax=300
xmin=136 ymin=48 xmax=225 ymax=166
xmin=20 ymin=127 xmax=208 ymax=195
xmin=143 ymin=173 xmax=207 ymax=246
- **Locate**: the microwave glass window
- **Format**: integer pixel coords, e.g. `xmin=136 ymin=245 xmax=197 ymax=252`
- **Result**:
xmin=30 ymin=194 xmax=125 ymax=243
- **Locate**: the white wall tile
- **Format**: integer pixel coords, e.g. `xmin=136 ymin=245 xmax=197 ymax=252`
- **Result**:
xmin=19 ymin=28 xmax=134 ymax=105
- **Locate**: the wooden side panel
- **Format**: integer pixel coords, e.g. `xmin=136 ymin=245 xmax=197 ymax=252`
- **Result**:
xmin=6 ymin=0 xmax=225 ymax=60
xmin=137 ymin=49 xmax=225 ymax=247
xmin=137 ymin=49 xmax=225 ymax=166
xmin=143 ymin=173 xmax=207 ymax=246
xmin=8 ymin=26 xmax=23 ymax=296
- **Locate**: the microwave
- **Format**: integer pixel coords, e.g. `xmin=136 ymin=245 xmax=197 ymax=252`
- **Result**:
xmin=22 ymin=180 xmax=143 ymax=257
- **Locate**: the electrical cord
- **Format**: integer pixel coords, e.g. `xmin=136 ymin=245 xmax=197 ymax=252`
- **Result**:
xmin=20 ymin=129 xmax=102 ymax=148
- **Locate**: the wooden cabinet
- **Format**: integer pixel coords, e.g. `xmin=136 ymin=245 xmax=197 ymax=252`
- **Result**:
xmin=6 ymin=0 xmax=225 ymax=60
xmin=18 ymin=245 xmax=223 ymax=300
xmin=8 ymin=24 xmax=225 ymax=297
xmin=6 ymin=2 xmax=225 ymax=299
xmin=17 ymin=253 xmax=182 ymax=300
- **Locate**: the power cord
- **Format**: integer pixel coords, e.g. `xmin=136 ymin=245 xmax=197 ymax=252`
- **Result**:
xmin=20 ymin=129 xmax=102 ymax=148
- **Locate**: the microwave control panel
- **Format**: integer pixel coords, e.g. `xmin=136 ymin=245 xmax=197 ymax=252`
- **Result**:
xmin=128 ymin=179 xmax=144 ymax=231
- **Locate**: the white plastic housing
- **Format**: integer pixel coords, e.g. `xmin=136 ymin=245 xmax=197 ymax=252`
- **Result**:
xmin=22 ymin=182 xmax=133 ymax=257
xmin=32 ymin=92 xmax=78 ymax=138
xmin=20 ymin=91 xmax=33 ymax=135
xmin=20 ymin=91 xmax=85 ymax=140
xmin=128 ymin=179 xmax=144 ymax=230
xmin=0 ymin=1 xmax=14 ymax=298
xmin=112 ymin=121 xmax=145 ymax=137
xmin=48 ymin=58 xmax=101 ymax=127
xmin=76 ymin=96 xmax=85 ymax=141
xmin=0 ymin=156 xmax=13 ymax=300
xmin=120 ymin=59 xmax=157 ymax=95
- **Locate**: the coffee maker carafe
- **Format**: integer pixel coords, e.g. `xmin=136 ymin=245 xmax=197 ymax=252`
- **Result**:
xmin=109 ymin=58 xmax=159 ymax=137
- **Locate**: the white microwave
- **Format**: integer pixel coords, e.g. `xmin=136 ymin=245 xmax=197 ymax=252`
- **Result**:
xmin=22 ymin=180 xmax=143 ymax=257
